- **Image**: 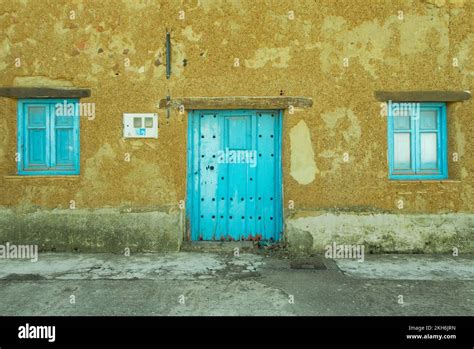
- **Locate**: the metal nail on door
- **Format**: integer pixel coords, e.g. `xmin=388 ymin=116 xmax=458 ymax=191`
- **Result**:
xmin=187 ymin=109 xmax=283 ymax=241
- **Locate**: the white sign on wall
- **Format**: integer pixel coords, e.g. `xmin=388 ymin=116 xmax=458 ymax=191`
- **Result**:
xmin=123 ymin=113 xmax=158 ymax=138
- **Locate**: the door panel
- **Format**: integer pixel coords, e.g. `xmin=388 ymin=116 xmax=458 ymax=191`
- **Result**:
xmin=187 ymin=109 xmax=282 ymax=241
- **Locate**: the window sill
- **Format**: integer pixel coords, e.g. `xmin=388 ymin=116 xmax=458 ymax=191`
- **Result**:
xmin=4 ymin=175 xmax=80 ymax=180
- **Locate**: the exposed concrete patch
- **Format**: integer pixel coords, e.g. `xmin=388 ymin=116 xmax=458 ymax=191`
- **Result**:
xmin=286 ymin=212 xmax=474 ymax=253
xmin=0 ymin=208 xmax=180 ymax=252
xmin=336 ymin=254 xmax=474 ymax=280
xmin=342 ymin=109 xmax=362 ymax=144
xmin=289 ymin=120 xmax=317 ymax=185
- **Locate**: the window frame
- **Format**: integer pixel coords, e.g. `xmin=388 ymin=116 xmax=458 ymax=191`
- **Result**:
xmin=388 ymin=102 xmax=448 ymax=180
xmin=17 ymin=98 xmax=80 ymax=176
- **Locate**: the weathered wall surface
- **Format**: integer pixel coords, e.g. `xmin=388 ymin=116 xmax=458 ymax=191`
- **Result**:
xmin=286 ymin=212 xmax=474 ymax=254
xmin=0 ymin=208 xmax=181 ymax=252
xmin=0 ymin=0 xmax=472 ymax=252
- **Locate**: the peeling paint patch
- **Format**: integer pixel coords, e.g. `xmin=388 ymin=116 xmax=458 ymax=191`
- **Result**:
xmin=423 ymin=0 xmax=466 ymax=7
xmin=244 ymin=47 xmax=290 ymax=69
xmin=322 ymin=108 xmax=361 ymax=144
xmin=456 ymin=34 xmax=474 ymax=84
xmin=399 ymin=15 xmax=449 ymax=59
xmin=170 ymin=42 xmax=187 ymax=77
xmin=318 ymin=14 xmax=450 ymax=77
xmin=53 ymin=21 xmax=69 ymax=36
xmin=290 ymin=120 xmax=317 ymax=185
xmin=181 ymin=26 xmax=202 ymax=42
xmin=318 ymin=108 xmax=362 ymax=177
xmin=0 ymin=38 xmax=11 ymax=71
xmin=342 ymin=109 xmax=362 ymax=144
xmin=424 ymin=0 xmax=448 ymax=7
xmin=13 ymin=76 xmax=73 ymax=87
xmin=322 ymin=108 xmax=345 ymax=132
xmin=199 ymin=0 xmax=244 ymax=13
xmin=449 ymin=0 xmax=466 ymax=7
xmin=319 ymin=16 xmax=393 ymax=78
xmin=121 ymin=0 xmax=160 ymax=10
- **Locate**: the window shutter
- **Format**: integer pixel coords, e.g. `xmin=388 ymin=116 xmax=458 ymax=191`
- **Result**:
xmin=51 ymin=103 xmax=77 ymax=169
xmin=24 ymin=104 xmax=49 ymax=170
xmin=18 ymin=99 xmax=80 ymax=175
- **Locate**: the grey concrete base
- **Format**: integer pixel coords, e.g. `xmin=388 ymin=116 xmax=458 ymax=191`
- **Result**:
xmin=335 ymin=254 xmax=474 ymax=281
xmin=2 ymin=208 xmax=473 ymax=255
xmin=0 ymin=207 xmax=181 ymax=252
xmin=286 ymin=212 xmax=474 ymax=254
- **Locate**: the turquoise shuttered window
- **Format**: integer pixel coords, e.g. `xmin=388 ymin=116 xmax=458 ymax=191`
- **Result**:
xmin=17 ymin=99 xmax=80 ymax=175
xmin=388 ymin=102 xmax=448 ymax=180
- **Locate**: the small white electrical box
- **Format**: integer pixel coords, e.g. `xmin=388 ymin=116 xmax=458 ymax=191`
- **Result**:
xmin=123 ymin=113 xmax=158 ymax=138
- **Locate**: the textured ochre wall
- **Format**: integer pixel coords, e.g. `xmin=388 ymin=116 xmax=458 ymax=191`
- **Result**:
xmin=0 ymin=0 xmax=472 ymax=218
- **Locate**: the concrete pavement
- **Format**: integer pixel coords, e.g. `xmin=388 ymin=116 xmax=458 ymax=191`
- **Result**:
xmin=0 ymin=252 xmax=472 ymax=316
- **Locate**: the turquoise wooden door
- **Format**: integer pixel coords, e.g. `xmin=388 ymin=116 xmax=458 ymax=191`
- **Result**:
xmin=187 ymin=110 xmax=283 ymax=241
